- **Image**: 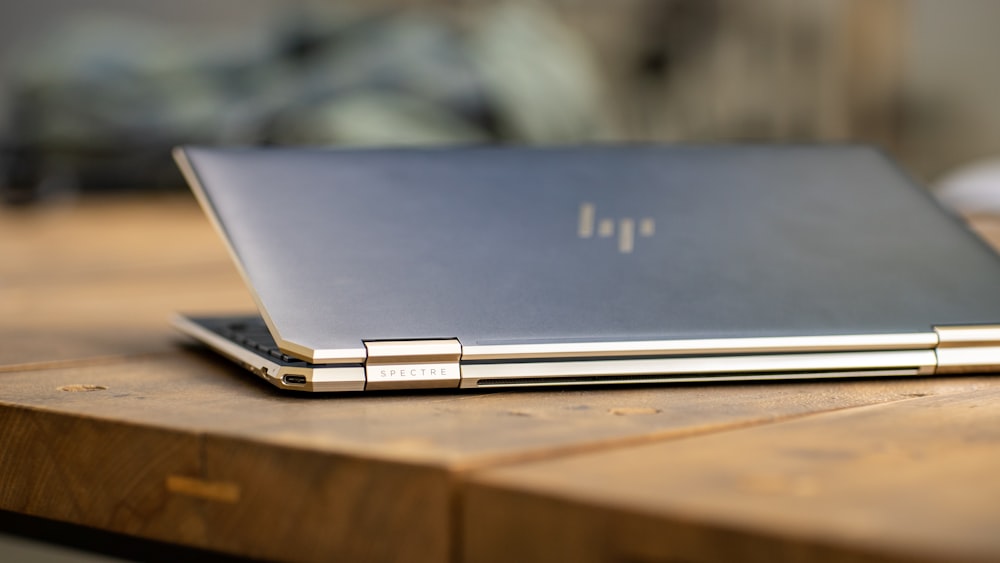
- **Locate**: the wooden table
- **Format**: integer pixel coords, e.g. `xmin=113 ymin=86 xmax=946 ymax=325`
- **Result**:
xmin=3 ymin=195 xmax=1000 ymax=563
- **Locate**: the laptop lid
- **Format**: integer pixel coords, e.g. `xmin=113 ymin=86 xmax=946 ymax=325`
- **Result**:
xmin=175 ymin=144 xmax=1000 ymax=366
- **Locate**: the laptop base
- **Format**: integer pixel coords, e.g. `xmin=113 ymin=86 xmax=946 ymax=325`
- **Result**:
xmin=170 ymin=315 xmax=995 ymax=393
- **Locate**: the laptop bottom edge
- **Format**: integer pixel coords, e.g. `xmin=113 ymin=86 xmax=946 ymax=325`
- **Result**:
xmin=168 ymin=314 xmax=997 ymax=394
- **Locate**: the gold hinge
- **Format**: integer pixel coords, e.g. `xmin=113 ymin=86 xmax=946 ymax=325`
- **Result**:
xmin=934 ymin=325 xmax=1000 ymax=374
xmin=363 ymin=339 xmax=462 ymax=390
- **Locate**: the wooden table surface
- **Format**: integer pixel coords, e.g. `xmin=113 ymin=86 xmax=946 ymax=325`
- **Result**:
xmin=3 ymin=195 xmax=1000 ymax=563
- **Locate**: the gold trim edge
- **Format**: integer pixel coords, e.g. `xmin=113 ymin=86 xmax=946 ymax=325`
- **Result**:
xmin=170 ymin=314 xmax=366 ymax=392
xmin=459 ymin=349 xmax=938 ymax=386
xmin=933 ymin=325 xmax=1000 ymax=374
xmin=461 ymin=332 xmax=939 ymax=361
xmin=174 ymin=147 xmax=366 ymax=365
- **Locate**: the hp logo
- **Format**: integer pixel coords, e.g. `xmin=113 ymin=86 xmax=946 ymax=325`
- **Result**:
xmin=577 ymin=203 xmax=655 ymax=253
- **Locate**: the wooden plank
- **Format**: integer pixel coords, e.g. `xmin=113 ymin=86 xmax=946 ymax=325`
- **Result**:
xmin=463 ymin=386 xmax=1000 ymax=563
xmin=0 ymin=267 xmax=253 ymax=368
xmin=0 ymin=407 xmax=206 ymax=546
xmin=1 ymin=195 xmax=254 ymax=368
xmin=198 ymin=437 xmax=451 ymax=563
xmin=4 ymin=354 xmax=999 ymax=468
xmin=0 ymin=405 xmax=451 ymax=563
xmin=2 ymin=353 xmax=999 ymax=561
xmin=0 ymin=195 xmax=230 ymax=281
xmin=6 ymin=188 xmax=1000 ymax=561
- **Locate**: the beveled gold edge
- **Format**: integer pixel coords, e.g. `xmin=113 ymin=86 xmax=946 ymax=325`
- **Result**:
xmin=932 ymin=325 xmax=1000 ymax=374
xmin=933 ymin=324 xmax=1000 ymax=347
xmin=171 ymin=313 xmax=281 ymax=378
xmin=173 ymin=147 xmax=283 ymax=350
xmin=170 ymin=314 xmax=366 ymax=392
xmin=287 ymin=365 xmax=367 ymax=392
xmin=460 ymin=332 xmax=940 ymax=361
xmin=174 ymin=147 xmax=366 ymax=365
xmin=287 ymin=344 xmax=368 ymax=364
xmin=364 ymin=339 xmax=462 ymax=362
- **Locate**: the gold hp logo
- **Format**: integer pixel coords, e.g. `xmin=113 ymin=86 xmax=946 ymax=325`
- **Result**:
xmin=577 ymin=202 xmax=655 ymax=253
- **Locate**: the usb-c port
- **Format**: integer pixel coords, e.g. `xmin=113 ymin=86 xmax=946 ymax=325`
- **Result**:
xmin=282 ymin=374 xmax=307 ymax=385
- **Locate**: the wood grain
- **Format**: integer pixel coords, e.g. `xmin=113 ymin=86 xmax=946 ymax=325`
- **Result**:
xmin=0 ymin=402 xmax=451 ymax=563
xmin=463 ymin=387 xmax=1000 ymax=563
xmin=0 ymin=195 xmax=230 ymax=281
xmin=198 ymin=437 xmax=452 ymax=562
xmin=2 ymin=352 xmax=999 ymax=561
xmin=3 ymin=353 xmax=998 ymax=469
xmin=0 ymin=407 xmax=206 ymax=546
xmin=5 ymin=197 xmax=1000 ymax=561
xmin=0 ymin=267 xmax=252 ymax=368
xmin=1 ymin=195 xmax=254 ymax=367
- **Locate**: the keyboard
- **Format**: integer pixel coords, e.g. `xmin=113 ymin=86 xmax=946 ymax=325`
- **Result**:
xmin=198 ymin=316 xmax=305 ymax=365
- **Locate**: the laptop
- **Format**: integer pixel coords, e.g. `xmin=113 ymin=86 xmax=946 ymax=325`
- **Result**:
xmin=172 ymin=144 xmax=1000 ymax=393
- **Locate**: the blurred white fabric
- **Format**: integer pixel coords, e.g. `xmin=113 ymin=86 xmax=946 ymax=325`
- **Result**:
xmin=935 ymin=158 xmax=1000 ymax=214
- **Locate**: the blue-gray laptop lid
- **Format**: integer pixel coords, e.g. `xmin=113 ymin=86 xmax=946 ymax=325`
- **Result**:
xmin=176 ymin=145 xmax=1000 ymax=361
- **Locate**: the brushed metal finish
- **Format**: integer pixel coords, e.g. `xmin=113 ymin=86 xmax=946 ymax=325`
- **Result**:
xmin=175 ymin=149 xmax=368 ymax=365
xmin=461 ymin=333 xmax=939 ymax=361
xmin=365 ymin=339 xmax=462 ymax=362
xmin=171 ymin=315 xmax=366 ymax=392
xmin=364 ymin=339 xmax=461 ymax=390
xmin=935 ymin=347 xmax=1000 ymax=374
xmin=934 ymin=325 xmax=1000 ymax=373
xmin=313 ymin=368 xmax=368 ymax=392
xmin=471 ymin=369 xmax=919 ymax=389
xmin=935 ymin=325 xmax=1000 ymax=346
xmin=459 ymin=350 xmax=938 ymax=388
xmin=177 ymin=315 xmax=1000 ymax=391
xmin=176 ymin=145 xmax=1000 ymax=363
xmin=282 ymin=343 xmax=368 ymax=365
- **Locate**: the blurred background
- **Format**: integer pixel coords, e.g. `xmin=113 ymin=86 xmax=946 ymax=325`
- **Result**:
xmin=1 ymin=0 xmax=999 ymax=207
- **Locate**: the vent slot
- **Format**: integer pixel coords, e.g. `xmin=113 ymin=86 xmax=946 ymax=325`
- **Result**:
xmin=476 ymin=368 xmax=918 ymax=387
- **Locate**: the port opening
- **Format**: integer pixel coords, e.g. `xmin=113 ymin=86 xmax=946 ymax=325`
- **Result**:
xmin=282 ymin=374 xmax=307 ymax=386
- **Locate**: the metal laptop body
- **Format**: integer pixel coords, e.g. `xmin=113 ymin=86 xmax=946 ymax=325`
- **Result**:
xmin=173 ymin=145 xmax=1000 ymax=392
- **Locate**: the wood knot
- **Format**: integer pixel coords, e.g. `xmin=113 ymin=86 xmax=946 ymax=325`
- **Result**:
xmin=57 ymin=384 xmax=107 ymax=392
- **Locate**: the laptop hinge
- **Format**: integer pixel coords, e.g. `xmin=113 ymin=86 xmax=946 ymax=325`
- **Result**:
xmin=363 ymin=339 xmax=462 ymax=390
xmin=934 ymin=325 xmax=1000 ymax=374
